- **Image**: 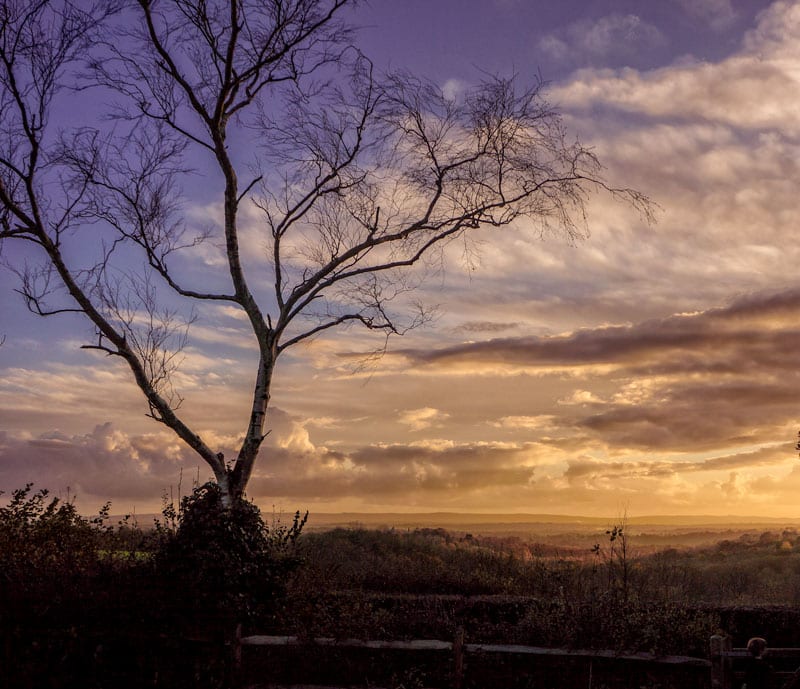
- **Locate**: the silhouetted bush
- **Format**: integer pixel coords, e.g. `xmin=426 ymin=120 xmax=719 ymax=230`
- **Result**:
xmin=0 ymin=483 xmax=305 ymax=688
xmin=0 ymin=485 xmax=131 ymax=687
xmin=152 ymin=482 xmax=306 ymax=632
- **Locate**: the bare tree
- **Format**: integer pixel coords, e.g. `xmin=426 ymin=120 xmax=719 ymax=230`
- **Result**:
xmin=0 ymin=0 xmax=651 ymax=505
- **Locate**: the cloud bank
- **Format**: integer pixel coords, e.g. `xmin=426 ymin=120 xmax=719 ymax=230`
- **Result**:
xmin=3 ymin=286 xmax=797 ymax=515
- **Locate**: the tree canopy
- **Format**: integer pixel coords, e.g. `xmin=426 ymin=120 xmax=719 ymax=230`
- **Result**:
xmin=0 ymin=0 xmax=650 ymax=503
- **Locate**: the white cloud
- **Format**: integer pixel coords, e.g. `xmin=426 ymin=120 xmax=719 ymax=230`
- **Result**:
xmin=441 ymin=78 xmax=468 ymax=102
xmin=549 ymin=3 xmax=800 ymax=135
xmin=552 ymin=59 xmax=800 ymax=134
xmin=539 ymin=35 xmax=571 ymax=63
xmin=398 ymin=407 xmax=450 ymax=431
xmin=558 ymin=390 xmax=604 ymax=406
xmin=491 ymin=415 xmax=556 ymax=430
xmin=270 ymin=409 xmax=317 ymax=453
xmin=539 ymin=14 xmax=667 ymax=66
xmin=0 ymin=423 xmax=199 ymax=509
xmin=744 ymin=0 xmax=800 ymax=59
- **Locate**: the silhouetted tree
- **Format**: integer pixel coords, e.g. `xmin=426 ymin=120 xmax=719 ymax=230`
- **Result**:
xmin=0 ymin=0 xmax=651 ymax=505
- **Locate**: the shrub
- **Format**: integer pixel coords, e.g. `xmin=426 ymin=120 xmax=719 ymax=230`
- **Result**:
xmin=0 ymin=485 xmax=118 ymax=687
xmin=0 ymin=483 xmax=101 ymax=571
xmin=152 ymin=482 xmax=306 ymax=633
xmin=0 ymin=482 xmax=306 ymax=688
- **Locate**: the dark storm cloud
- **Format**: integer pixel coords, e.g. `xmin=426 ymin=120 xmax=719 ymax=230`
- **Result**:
xmin=577 ymin=380 xmax=797 ymax=451
xmin=715 ymin=288 xmax=800 ymax=319
xmin=397 ymin=287 xmax=800 ymax=371
xmin=393 ymin=288 xmax=800 ymax=456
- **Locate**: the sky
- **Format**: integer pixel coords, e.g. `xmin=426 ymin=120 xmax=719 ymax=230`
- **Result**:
xmin=2 ymin=0 xmax=800 ymax=517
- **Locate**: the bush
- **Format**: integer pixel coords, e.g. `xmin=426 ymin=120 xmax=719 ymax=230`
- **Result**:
xmin=0 ymin=483 xmax=102 ymax=570
xmin=0 ymin=482 xmax=306 ymax=688
xmin=152 ymin=482 xmax=306 ymax=633
xmin=0 ymin=485 xmax=122 ymax=687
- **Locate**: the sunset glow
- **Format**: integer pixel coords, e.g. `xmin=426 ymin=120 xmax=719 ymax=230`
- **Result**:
xmin=2 ymin=0 xmax=800 ymax=517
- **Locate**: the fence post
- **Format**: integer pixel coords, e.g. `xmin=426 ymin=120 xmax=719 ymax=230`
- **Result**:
xmin=226 ymin=622 xmax=243 ymax=688
xmin=710 ymin=634 xmax=731 ymax=689
xmin=453 ymin=626 xmax=465 ymax=689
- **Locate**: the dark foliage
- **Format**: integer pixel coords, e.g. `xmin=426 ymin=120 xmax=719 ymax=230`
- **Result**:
xmin=0 ymin=486 xmax=122 ymax=687
xmin=0 ymin=483 xmax=304 ymax=688
xmin=280 ymin=526 xmax=719 ymax=657
xmin=152 ymin=482 xmax=306 ymax=631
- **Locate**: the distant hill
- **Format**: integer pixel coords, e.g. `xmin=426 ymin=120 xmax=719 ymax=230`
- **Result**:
xmin=300 ymin=511 xmax=800 ymax=532
xmin=104 ymin=510 xmax=800 ymax=551
xmin=110 ymin=510 xmax=800 ymax=532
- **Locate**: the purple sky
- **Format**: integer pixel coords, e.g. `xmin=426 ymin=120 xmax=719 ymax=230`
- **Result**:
xmin=3 ymin=0 xmax=800 ymax=517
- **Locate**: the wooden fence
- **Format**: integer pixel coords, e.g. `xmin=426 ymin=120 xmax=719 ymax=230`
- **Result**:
xmin=710 ymin=634 xmax=800 ymax=689
xmin=235 ymin=629 xmax=711 ymax=688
